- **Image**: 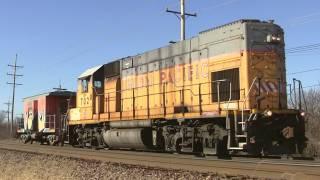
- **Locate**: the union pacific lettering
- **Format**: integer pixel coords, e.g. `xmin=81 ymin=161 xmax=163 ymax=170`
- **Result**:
xmin=160 ymin=62 xmax=209 ymax=83
xmin=125 ymin=62 xmax=209 ymax=89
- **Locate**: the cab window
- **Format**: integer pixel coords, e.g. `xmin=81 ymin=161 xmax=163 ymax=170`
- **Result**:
xmin=81 ymin=78 xmax=89 ymax=92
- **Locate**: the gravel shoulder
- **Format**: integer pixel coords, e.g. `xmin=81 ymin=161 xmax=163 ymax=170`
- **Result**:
xmin=0 ymin=149 xmax=271 ymax=180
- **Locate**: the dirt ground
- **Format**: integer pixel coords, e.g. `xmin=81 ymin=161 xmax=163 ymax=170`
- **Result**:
xmin=0 ymin=149 xmax=272 ymax=180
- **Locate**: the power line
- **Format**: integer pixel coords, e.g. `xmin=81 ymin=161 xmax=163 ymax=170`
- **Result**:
xmin=194 ymin=0 xmax=241 ymax=13
xmin=287 ymin=68 xmax=320 ymax=75
xmin=166 ymin=0 xmax=197 ymax=41
xmin=286 ymin=43 xmax=320 ymax=54
xmin=286 ymin=43 xmax=320 ymax=51
xmin=284 ymin=43 xmax=320 ymax=75
xmin=301 ymin=84 xmax=320 ymax=89
xmin=7 ymin=54 xmax=23 ymax=137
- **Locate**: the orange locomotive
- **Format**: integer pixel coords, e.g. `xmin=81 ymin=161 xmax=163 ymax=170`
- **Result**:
xmin=65 ymin=19 xmax=306 ymax=156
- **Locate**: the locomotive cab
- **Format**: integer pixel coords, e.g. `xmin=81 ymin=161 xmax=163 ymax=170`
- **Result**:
xmin=70 ymin=65 xmax=104 ymax=122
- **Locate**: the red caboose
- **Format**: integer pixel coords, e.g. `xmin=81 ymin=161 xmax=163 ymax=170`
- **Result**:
xmin=18 ymin=90 xmax=75 ymax=144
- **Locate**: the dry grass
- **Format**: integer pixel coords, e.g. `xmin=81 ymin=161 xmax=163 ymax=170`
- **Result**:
xmin=0 ymin=124 xmax=10 ymax=140
xmin=0 ymin=149 xmax=269 ymax=180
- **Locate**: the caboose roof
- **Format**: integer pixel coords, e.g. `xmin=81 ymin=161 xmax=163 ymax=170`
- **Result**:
xmin=23 ymin=91 xmax=75 ymax=101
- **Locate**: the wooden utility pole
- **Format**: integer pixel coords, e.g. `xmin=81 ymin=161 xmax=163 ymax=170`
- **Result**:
xmin=7 ymin=54 xmax=23 ymax=136
xmin=166 ymin=0 xmax=197 ymax=41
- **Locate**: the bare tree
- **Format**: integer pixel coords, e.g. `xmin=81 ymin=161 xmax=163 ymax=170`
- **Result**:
xmin=0 ymin=110 xmax=9 ymax=139
xmin=302 ymin=88 xmax=320 ymax=156
xmin=0 ymin=111 xmax=6 ymax=124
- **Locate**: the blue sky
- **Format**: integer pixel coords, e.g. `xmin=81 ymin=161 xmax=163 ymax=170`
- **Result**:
xmin=1 ymin=0 xmax=320 ymax=114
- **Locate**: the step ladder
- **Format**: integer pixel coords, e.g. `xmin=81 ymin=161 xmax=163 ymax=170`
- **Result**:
xmin=226 ymin=109 xmax=251 ymax=150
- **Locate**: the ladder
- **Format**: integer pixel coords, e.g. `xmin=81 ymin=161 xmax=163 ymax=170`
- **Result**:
xmin=63 ymin=98 xmax=73 ymax=144
xmin=226 ymin=77 xmax=258 ymax=150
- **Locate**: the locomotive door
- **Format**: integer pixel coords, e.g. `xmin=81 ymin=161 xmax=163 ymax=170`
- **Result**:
xmin=115 ymin=77 xmax=121 ymax=112
xmin=105 ymin=76 xmax=121 ymax=117
xmin=94 ymin=82 xmax=104 ymax=114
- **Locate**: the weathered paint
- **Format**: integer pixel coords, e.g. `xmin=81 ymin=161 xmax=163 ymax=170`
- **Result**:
xmin=23 ymin=91 xmax=75 ymax=133
xmin=69 ymin=19 xmax=286 ymax=124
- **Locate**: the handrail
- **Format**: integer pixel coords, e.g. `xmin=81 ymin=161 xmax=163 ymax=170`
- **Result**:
xmin=241 ymin=77 xmax=258 ymax=131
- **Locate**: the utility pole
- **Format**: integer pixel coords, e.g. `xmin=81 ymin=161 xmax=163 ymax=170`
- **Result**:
xmin=3 ymin=100 xmax=11 ymax=132
xmin=166 ymin=0 xmax=197 ymax=41
xmin=7 ymin=54 xmax=23 ymax=137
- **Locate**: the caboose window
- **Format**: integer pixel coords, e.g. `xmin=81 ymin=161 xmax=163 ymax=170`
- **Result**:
xmin=211 ymin=68 xmax=240 ymax=102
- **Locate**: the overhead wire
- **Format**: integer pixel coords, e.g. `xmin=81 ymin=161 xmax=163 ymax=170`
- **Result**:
xmin=288 ymin=68 xmax=320 ymax=75
xmin=286 ymin=43 xmax=320 ymax=54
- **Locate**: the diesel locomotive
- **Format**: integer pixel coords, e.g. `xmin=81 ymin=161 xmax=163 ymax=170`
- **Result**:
xmin=20 ymin=19 xmax=307 ymax=156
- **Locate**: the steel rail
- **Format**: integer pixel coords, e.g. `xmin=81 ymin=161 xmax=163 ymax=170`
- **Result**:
xmin=1 ymin=140 xmax=320 ymax=179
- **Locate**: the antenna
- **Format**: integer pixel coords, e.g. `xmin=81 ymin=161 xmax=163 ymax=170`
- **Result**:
xmin=53 ymin=80 xmax=67 ymax=91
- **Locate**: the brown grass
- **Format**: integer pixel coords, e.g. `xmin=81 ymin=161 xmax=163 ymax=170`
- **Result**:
xmin=0 ymin=124 xmax=10 ymax=140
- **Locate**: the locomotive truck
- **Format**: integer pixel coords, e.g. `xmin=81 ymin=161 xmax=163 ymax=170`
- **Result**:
xmin=19 ymin=19 xmax=307 ymax=156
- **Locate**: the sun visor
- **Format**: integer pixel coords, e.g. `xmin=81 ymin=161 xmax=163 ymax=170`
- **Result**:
xmin=78 ymin=65 xmax=104 ymax=79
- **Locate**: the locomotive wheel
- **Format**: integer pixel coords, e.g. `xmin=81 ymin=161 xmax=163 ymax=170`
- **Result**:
xmin=175 ymin=138 xmax=182 ymax=154
xmin=20 ymin=135 xmax=28 ymax=144
xmin=217 ymin=136 xmax=229 ymax=158
xmin=48 ymin=135 xmax=56 ymax=146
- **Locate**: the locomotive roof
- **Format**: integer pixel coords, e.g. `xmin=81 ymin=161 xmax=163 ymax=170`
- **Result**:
xmin=78 ymin=64 xmax=104 ymax=79
xmin=80 ymin=19 xmax=280 ymax=76
xmin=199 ymin=19 xmax=261 ymax=34
xmin=23 ymin=90 xmax=76 ymax=101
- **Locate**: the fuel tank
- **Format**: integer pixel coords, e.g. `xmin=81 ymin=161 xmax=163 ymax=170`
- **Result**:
xmin=109 ymin=120 xmax=152 ymax=128
xmin=102 ymin=128 xmax=153 ymax=150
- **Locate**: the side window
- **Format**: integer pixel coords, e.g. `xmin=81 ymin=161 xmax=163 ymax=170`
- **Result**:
xmin=211 ymin=68 xmax=240 ymax=102
xmin=94 ymin=81 xmax=102 ymax=88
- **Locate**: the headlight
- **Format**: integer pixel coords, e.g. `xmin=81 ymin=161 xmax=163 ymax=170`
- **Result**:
xmin=267 ymin=34 xmax=282 ymax=43
xmin=300 ymin=111 xmax=306 ymax=117
xmin=264 ymin=110 xmax=273 ymax=117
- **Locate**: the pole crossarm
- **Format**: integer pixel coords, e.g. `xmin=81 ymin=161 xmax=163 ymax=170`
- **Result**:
xmin=7 ymin=82 xmax=23 ymax=86
xmin=8 ymin=65 xmax=23 ymax=68
xmin=166 ymin=8 xmax=197 ymax=17
xmin=7 ymin=73 xmax=23 ymax=77
xmin=166 ymin=0 xmax=197 ymax=41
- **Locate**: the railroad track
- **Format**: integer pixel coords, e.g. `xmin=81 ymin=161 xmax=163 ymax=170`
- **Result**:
xmin=0 ymin=139 xmax=320 ymax=180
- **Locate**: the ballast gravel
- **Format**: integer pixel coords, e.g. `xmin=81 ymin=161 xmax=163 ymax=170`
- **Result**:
xmin=0 ymin=149 xmax=276 ymax=180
